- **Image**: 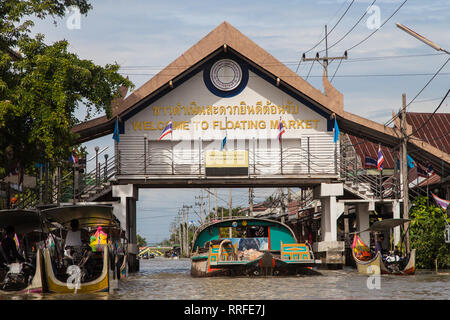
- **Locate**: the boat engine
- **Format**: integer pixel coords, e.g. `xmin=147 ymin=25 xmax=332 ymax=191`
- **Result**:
xmin=0 ymin=262 xmax=35 ymax=291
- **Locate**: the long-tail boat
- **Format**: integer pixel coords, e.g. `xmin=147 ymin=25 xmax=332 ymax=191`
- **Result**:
xmin=41 ymin=204 xmax=127 ymax=293
xmin=352 ymin=218 xmax=416 ymax=275
xmin=190 ymin=217 xmax=321 ymax=277
xmin=0 ymin=209 xmax=47 ymax=294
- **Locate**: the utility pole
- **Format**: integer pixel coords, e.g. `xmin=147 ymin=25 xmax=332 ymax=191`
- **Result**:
xmin=400 ymin=93 xmax=410 ymax=252
xmin=302 ymin=25 xmax=348 ymax=79
xmin=195 ymin=190 xmax=205 ymax=224
xmin=182 ymin=205 xmax=192 ymax=257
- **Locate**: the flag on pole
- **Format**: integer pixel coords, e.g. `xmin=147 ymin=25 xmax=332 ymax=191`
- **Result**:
xmin=432 ymin=193 xmax=449 ymax=211
xmin=407 ymin=154 xmax=416 ymax=168
xmin=377 ymin=145 xmax=384 ymax=171
xmin=277 ymin=119 xmax=285 ymax=142
xmin=333 ymin=118 xmax=340 ymax=143
xmin=113 ymin=118 xmax=120 ymax=143
xmin=158 ymin=121 xmax=173 ymax=141
xmin=364 ymin=156 xmax=377 ymax=168
xmin=69 ymin=149 xmax=78 ymax=164
xmin=220 ymin=135 xmax=227 ymax=151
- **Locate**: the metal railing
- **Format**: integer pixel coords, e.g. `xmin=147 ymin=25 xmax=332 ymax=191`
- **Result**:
xmin=116 ymin=144 xmax=339 ymax=177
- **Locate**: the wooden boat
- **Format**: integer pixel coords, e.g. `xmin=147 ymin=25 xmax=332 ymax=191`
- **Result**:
xmin=41 ymin=204 xmax=127 ymax=293
xmin=352 ymin=218 xmax=416 ymax=275
xmin=190 ymin=217 xmax=321 ymax=277
xmin=0 ymin=209 xmax=47 ymax=294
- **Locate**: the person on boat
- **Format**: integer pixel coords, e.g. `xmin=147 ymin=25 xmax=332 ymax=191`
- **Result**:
xmin=0 ymin=225 xmax=24 ymax=264
xmin=64 ymin=219 xmax=91 ymax=260
xmin=375 ymin=234 xmax=386 ymax=257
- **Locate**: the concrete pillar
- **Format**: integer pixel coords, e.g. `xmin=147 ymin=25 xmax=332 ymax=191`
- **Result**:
xmin=392 ymin=200 xmax=401 ymax=246
xmin=313 ymin=183 xmax=345 ymax=267
xmin=356 ymin=203 xmax=370 ymax=246
xmin=112 ymin=184 xmax=139 ymax=272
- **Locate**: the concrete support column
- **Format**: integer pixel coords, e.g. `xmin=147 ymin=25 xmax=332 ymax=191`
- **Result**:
xmin=313 ymin=183 xmax=345 ymax=267
xmin=392 ymin=200 xmax=401 ymax=246
xmin=112 ymin=184 xmax=139 ymax=273
xmin=356 ymin=203 xmax=370 ymax=246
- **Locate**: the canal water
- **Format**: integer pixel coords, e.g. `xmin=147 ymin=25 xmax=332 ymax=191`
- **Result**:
xmin=3 ymin=257 xmax=449 ymax=300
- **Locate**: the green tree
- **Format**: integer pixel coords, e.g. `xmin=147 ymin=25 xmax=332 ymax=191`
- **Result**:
xmin=409 ymin=196 xmax=450 ymax=269
xmin=0 ymin=1 xmax=133 ymax=179
xmin=136 ymin=234 xmax=147 ymax=248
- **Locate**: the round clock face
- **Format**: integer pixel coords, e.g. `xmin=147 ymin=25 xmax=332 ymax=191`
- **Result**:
xmin=210 ymin=59 xmax=242 ymax=91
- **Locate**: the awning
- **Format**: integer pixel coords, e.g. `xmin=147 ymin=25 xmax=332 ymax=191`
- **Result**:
xmin=42 ymin=204 xmax=119 ymax=229
xmin=0 ymin=209 xmax=43 ymax=234
xmin=359 ymin=218 xmax=411 ymax=233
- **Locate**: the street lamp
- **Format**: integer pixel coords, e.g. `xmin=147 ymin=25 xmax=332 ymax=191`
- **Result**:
xmin=396 ymin=23 xmax=450 ymax=54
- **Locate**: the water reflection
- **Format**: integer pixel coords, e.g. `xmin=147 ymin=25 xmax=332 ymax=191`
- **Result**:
xmin=1 ymin=258 xmax=449 ymax=300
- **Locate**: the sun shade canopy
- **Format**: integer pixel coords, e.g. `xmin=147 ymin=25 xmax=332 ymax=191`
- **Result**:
xmin=357 ymin=218 xmax=411 ymax=233
xmin=42 ymin=205 xmax=119 ymax=229
xmin=0 ymin=209 xmax=43 ymax=234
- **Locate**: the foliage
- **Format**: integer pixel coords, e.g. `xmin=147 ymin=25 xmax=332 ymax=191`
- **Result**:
xmin=0 ymin=1 xmax=133 ymax=179
xmin=136 ymin=234 xmax=147 ymax=248
xmin=409 ymin=196 xmax=450 ymax=269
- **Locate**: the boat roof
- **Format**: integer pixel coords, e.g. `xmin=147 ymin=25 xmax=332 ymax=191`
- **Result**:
xmin=359 ymin=218 xmax=411 ymax=233
xmin=193 ymin=217 xmax=297 ymax=242
xmin=41 ymin=204 xmax=120 ymax=229
xmin=0 ymin=209 xmax=43 ymax=234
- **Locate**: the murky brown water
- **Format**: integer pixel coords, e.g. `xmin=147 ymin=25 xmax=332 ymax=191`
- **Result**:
xmin=2 ymin=258 xmax=449 ymax=300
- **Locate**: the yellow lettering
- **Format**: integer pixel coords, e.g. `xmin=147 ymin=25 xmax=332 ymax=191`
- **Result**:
xmin=305 ymin=120 xmax=312 ymax=129
xmin=133 ymin=122 xmax=143 ymax=131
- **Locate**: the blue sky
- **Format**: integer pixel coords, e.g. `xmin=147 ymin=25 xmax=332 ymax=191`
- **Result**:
xmin=29 ymin=0 xmax=449 ymax=243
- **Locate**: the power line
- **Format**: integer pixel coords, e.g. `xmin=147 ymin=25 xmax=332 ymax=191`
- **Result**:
xmin=119 ymin=53 xmax=445 ymax=70
xmin=303 ymin=0 xmax=356 ymax=54
xmin=330 ymin=57 xmax=344 ymax=83
xmin=346 ymin=0 xmax=408 ymax=52
xmin=319 ymin=0 xmax=377 ymax=54
xmin=119 ymin=71 xmax=450 ymax=78
xmin=407 ymin=89 xmax=450 ymax=138
xmin=384 ymin=56 xmax=450 ymax=127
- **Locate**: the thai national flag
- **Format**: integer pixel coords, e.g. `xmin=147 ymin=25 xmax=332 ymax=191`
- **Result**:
xmin=432 ymin=193 xmax=449 ymax=211
xmin=377 ymin=146 xmax=384 ymax=171
xmin=365 ymin=156 xmax=377 ymax=168
xmin=69 ymin=149 xmax=78 ymax=164
xmin=158 ymin=121 xmax=173 ymax=141
xmin=277 ymin=119 xmax=285 ymax=142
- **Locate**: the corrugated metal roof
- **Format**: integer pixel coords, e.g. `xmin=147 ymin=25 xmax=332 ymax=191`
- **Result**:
xmin=406 ymin=112 xmax=450 ymax=154
xmin=349 ymin=112 xmax=450 ymax=170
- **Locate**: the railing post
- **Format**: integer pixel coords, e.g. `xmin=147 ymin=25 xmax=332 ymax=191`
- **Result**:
xmin=172 ymin=140 xmax=175 ymax=175
xmin=334 ymin=142 xmax=338 ymax=175
xmin=307 ymin=137 xmax=311 ymax=175
xmin=280 ymin=139 xmax=283 ymax=175
xmin=253 ymin=137 xmax=256 ymax=175
xmin=198 ymin=137 xmax=202 ymax=176
xmin=144 ymin=135 xmax=147 ymax=175
xmin=104 ymin=154 xmax=109 ymax=181
xmin=95 ymin=146 xmax=99 ymax=186
xmin=117 ymin=150 xmax=121 ymax=175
